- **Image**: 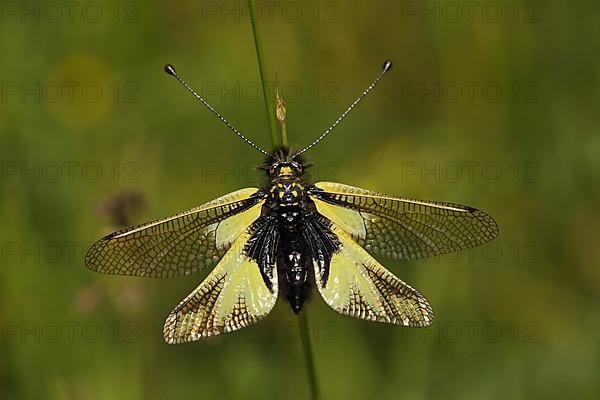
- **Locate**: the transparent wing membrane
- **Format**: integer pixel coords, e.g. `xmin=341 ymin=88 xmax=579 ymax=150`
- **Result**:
xmin=85 ymin=188 xmax=264 ymax=278
xmin=310 ymin=182 xmax=498 ymax=261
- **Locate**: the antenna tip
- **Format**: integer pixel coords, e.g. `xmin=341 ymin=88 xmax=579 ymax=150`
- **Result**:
xmin=164 ymin=64 xmax=177 ymax=77
xmin=383 ymin=60 xmax=393 ymax=73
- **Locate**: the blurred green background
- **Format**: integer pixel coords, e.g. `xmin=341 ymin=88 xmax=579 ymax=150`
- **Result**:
xmin=1 ymin=0 xmax=599 ymax=399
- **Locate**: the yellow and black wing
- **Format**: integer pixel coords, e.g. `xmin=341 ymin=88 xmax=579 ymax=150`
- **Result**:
xmin=85 ymin=188 xmax=265 ymax=278
xmin=309 ymin=182 xmax=498 ymax=261
xmin=163 ymin=221 xmax=278 ymax=342
xmin=313 ymin=223 xmax=433 ymax=326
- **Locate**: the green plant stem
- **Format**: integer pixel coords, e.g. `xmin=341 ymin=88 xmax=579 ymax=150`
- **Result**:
xmin=247 ymin=4 xmax=314 ymax=396
xmin=279 ymin=121 xmax=288 ymax=147
xmin=299 ymin=311 xmax=319 ymax=400
xmin=248 ymin=0 xmax=279 ymax=148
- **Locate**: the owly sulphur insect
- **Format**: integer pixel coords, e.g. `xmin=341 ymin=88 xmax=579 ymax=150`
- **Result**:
xmin=85 ymin=61 xmax=498 ymax=343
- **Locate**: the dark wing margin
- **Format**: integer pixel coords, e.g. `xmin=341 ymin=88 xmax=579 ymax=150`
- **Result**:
xmin=308 ymin=182 xmax=498 ymax=261
xmin=85 ymin=188 xmax=265 ymax=278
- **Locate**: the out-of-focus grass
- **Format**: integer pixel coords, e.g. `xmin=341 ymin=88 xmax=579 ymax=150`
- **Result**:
xmin=1 ymin=1 xmax=600 ymax=399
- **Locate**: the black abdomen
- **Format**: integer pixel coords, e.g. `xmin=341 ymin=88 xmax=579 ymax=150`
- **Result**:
xmin=277 ymin=209 xmax=312 ymax=314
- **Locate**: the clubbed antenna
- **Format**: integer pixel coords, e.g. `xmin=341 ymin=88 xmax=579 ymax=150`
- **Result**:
xmin=164 ymin=64 xmax=270 ymax=156
xmin=294 ymin=60 xmax=393 ymax=157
